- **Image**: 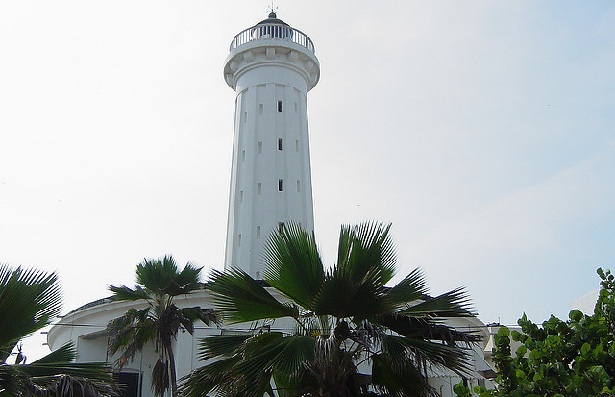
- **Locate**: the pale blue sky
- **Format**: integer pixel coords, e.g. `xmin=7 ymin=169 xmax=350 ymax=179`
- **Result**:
xmin=1 ymin=1 xmax=614 ymax=358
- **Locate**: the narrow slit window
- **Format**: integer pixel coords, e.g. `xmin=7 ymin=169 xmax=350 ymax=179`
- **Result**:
xmin=278 ymin=179 xmax=284 ymax=191
xmin=277 ymin=100 xmax=283 ymax=112
xmin=239 ymin=190 xmax=244 ymax=203
xmin=241 ymin=150 xmax=246 ymax=161
xmin=242 ymin=111 xmax=247 ymax=122
xmin=295 ymin=139 xmax=299 ymax=152
xmin=258 ymin=104 xmax=263 ymax=114
xmin=278 ymin=138 xmax=283 ymax=151
xmin=296 ymin=180 xmax=301 ymax=192
xmin=257 ymin=183 xmax=262 ymax=195
xmin=237 ymin=234 xmax=242 ymax=247
xmin=256 ymin=226 xmax=261 ymax=239
xmin=258 ymin=141 xmax=263 ymax=154
xmin=294 ymin=102 xmax=298 ymax=113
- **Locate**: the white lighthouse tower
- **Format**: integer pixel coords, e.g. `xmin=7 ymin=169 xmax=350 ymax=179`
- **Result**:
xmin=223 ymin=12 xmax=320 ymax=278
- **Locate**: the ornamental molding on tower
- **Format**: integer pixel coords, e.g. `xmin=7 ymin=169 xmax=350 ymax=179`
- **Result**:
xmin=223 ymin=14 xmax=320 ymax=91
xmin=224 ymin=43 xmax=319 ymax=91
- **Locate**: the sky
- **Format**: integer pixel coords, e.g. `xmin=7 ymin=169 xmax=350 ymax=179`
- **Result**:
xmin=1 ymin=1 xmax=614 ymax=360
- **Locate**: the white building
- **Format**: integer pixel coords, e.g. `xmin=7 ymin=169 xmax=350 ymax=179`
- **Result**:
xmin=48 ymin=12 xmax=494 ymax=397
xmin=223 ymin=11 xmax=319 ymax=279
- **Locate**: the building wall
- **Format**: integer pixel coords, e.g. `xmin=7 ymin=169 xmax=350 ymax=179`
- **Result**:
xmin=48 ymin=291 xmax=494 ymax=397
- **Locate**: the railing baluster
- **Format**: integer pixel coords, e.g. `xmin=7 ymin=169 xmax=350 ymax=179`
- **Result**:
xmin=229 ymin=23 xmax=315 ymax=53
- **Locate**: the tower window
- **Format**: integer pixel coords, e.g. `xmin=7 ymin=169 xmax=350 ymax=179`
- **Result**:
xmin=278 ymin=179 xmax=284 ymax=191
xmin=278 ymin=138 xmax=283 ymax=151
xmin=296 ymin=180 xmax=301 ymax=192
xmin=258 ymin=141 xmax=262 ymax=154
xmin=259 ymin=104 xmax=263 ymax=114
xmin=256 ymin=226 xmax=261 ymax=239
xmin=277 ymin=100 xmax=283 ymax=112
xmin=257 ymin=183 xmax=262 ymax=195
xmin=237 ymin=234 xmax=242 ymax=247
xmin=239 ymin=190 xmax=243 ymax=203
xmin=295 ymin=139 xmax=299 ymax=152
xmin=242 ymin=111 xmax=247 ymax=122
xmin=241 ymin=150 xmax=245 ymax=161
xmin=294 ymin=102 xmax=298 ymax=113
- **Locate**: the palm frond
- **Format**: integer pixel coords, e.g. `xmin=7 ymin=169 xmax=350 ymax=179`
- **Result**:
xmin=179 ymin=357 xmax=243 ymax=397
xmin=379 ymin=313 xmax=481 ymax=345
xmin=336 ymin=222 xmax=396 ymax=285
xmin=399 ymin=287 xmax=476 ymax=318
xmin=107 ymin=308 xmax=156 ymax=363
xmin=9 ymin=342 xmax=116 ymax=396
xmin=151 ymin=358 xmax=170 ymax=397
xmin=108 ymin=285 xmax=151 ymax=302
xmin=197 ymin=334 xmax=252 ymax=360
xmin=180 ymin=306 xmax=219 ymax=327
xmin=313 ymin=272 xmax=390 ymax=318
xmin=372 ymin=352 xmax=434 ymax=397
xmin=0 ymin=265 xmax=62 ymax=361
xmin=382 ymin=334 xmax=473 ymax=375
xmin=385 ymin=268 xmax=428 ymax=308
xmin=263 ymin=222 xmax=325 ymax=310
xmin=32 ymin=342 xmax=76 ymax=364
xmin=173 ymin=263 xmax=203 ymax=293
xmin=134 ymin=256 xmax=202 ymax=296
xmin=208 ymin=268 xmax=298 ymax=323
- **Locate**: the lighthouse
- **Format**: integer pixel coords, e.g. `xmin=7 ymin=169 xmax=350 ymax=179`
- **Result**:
xmin=223 ymin=12 xmax=320 ymax=279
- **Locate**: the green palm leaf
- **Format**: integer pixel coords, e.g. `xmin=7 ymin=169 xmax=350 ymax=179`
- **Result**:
xmin=208 ymin=268 xmax=298 ymax=323
xmin=0 ymin=265 xmax=62 ymax=361
xmin=185 ymin=223 xmax=481 ymax=397
xmin=336 ymin=222 xmax=396 ymax=285
xmin=107 ymin=256 xmax=218 ymax=397
xmin=180 ymin=357 xmax=241 ymax=397
xmin=197 ymin=334 xmax=251 ymax=360
xmin=385 ymin=267 xmax=428 ymax=308
xmin=399 ymin=287 xmax=475 ymax=318
xmin=263 ymin=222 xmax=325 ymax=309
xmin=0 ymin=264 xmax=117 ymax=396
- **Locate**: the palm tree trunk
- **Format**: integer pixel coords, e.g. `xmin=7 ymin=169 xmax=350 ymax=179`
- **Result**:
xmin=165 ymin=342 xmax=179 ymax=397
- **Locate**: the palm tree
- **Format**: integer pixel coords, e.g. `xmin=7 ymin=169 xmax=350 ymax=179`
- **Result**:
xmin=0 ymin=264 xmax=117 ymax=396
xmin=181 ymin=222 xmax=481 ymax=397
xmin=107 ymin=255 xmax=219 ymax=397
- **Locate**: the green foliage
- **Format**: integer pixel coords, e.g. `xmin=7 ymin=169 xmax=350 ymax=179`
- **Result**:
xmin=107 ymin=256 xmax=219 ymax=397
xmin=182 ymin=222 xmax=480 ymax=397
xmin=0 ymin=264 xmax=117 ymax=396
xmin=454 ymin=268 xmax=615 ymax=397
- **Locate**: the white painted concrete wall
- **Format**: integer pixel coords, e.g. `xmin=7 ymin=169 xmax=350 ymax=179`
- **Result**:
xmin=222 ymin=19 xmax=320 ymax=279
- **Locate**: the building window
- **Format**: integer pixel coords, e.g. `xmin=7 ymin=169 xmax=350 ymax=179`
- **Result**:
xmin=237 ymin=234 xmax=242 ymax=247
xmin=258 ymin=141 xmax=262 ymax=154
xmin=257 ymin=183 xmax=262 ymax=195
xmin=241 ymin=150 xmax=245 ymax=161
xmin=278 ymin=138 xmax=283 ymax=151
xmin=296 ymin=180 xmax=301 ymax=192
xmin=277 ymin=100 xmax=283 ymax=112
xmin=242 ymin=111 xmax=247 ymax=122
xmin=294 ymin=102 xmax=298 ymax=113
xmin=295 ymin=139 xmax=299 ymax=152
xmin=259 ymin=104 xmax=263 ymax=114
xmin=239 ymin=190 xmax=243 ymax=203
xmin=278 ymin=179 xmax=283 ymax=191
xmin=256 ymin=226 xmax=261 ymax=239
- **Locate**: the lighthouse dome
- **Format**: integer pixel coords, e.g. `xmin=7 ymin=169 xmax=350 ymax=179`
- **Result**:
xmin=256 ymin=11 xmax=290 ymax=27
xmin=252 ymin=11 xmax=293 ymax=40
